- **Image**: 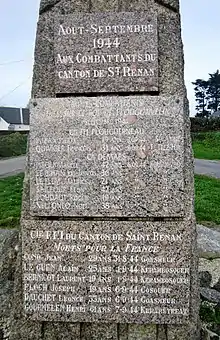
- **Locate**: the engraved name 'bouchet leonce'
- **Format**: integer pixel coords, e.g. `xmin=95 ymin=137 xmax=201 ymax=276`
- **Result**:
xmin=55 ymin=12 xmax=158 ymax=93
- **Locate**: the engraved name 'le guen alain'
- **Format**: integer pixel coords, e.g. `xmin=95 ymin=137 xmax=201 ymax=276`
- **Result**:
xmin=56 ymin=21 xmax=157 ymax=80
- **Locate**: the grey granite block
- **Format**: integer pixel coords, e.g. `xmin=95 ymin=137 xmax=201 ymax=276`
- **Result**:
xmin=127 ymin=324 xmax=157 ymax=339
xmin=42 ymin=322 xmax=81 ymax=339
xmin=81 ymin=323 xmax=118 ymax=340
xmin=91 ymin=0 xmax=119 ymax=11
xmin=156 ymin=0 xmax=179 ymax=11
xmin=118 ymin=324 xmax=129 ymax=339
xmin=15 ymin=0 xmax=200 ymax=338
xmin=199 ymin=259 xmax=220 ymax=287
xmin=157 ymin=325 xmax=167 ymax=339
xmin=40 ymin=0 xmax=61 ymax=14
xmin=213 ymin=279 xmax=220 ymax=293
xmin=199 ymin=271 xmax=212 ymax=288
xmin=197 ymin=225 xmax=220 ymax=259
xmin=33 ymin=1 xmax=184 ymax=98
xmin=120 ymin=0 xmax=154 ymax=11
xmin=29 ymin=96 xmax=185 ymax=218
xmin=8 ymin=248 xmax=43 ymax=340
xmin=55 ymin=12 xmax=158 ymax=94
xmin=200 ymin=287 xmax=220 ymax=304
xmin=32 ymin=0 xmax=90 ymax=98
xmin=167 ymin=324 xmax=200 ymax=340
xmin=0 ymin=230 xmax=19 ymax=340
xmin=22 ymin=219 xmax=192 ymax=324
xmin=157 ymin=13 xmax=185 ymax=96
xmin=8 ymin=320 xmax=42 ymax=340
xmin=32 ymin=11 xmax=55 ymax=98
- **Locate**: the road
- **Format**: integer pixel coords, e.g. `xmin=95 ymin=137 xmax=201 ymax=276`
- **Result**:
xmin=0 ymin=156 xmax=220 ymax=179
xmin=0 ymin=156 xmax=26 ymax=178
xmin=194 ymin=159 xmax=220 ymax=179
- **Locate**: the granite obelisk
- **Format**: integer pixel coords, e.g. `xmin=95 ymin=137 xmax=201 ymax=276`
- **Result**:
xmin=8 ymin=1 xmax=200 ymax=339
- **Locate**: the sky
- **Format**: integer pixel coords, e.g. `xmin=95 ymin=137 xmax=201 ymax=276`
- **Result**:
xmin=0 ymin=0 xmax=219 ymax=116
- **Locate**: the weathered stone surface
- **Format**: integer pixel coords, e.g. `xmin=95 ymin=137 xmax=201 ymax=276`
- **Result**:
xmin=91 ymin=0 xmax=119 ymax=11
xmin=157 ymin=13 xmax=184 ymax=96
xmin=7 ymin=247 xmax=43 ymax=340
xmin=199 ymin=258 xmax=220 ymax=287
xmin=55 ymin=12 xmax=158 ymax=94
xmin=213 ymin=279 xmax=220 ymax=292
xmin=0 ymin=228 xmax=201 ymax=339
xmin=81 ymin=323 xmax=117 ymax=340
xmin=118 ymin=324 xmax=129 ymax=339
xmin=32 ymin=11 xmax=55 ymax=98
xmin=200 ymin=287 xmax=220 ymax=304
xmin=167 ymin=324 xmax=200 ymax=340
xmin=8 ymin=319 xmax=42 ymax=340
xmin=189 ymin=232 xmax=200 ymax=339
xmin=40 ymin=0 xmax=61 ymax=14
xmin=120 ymin=0 xmax=153 ymax=11
xmin=40 ymin=0 xmax=91 ymax=15
xmin=55 ymin=0 xmax=91 ymax=14
xmin=199 ymin=271 xmax=212 ymax=288
xmin=0 ymin=230 xmax=19 ymax=292
xmin=157 ymin=325 xmax=167 ymax=339
xmin=121 ymin=0 xmax=179 ymax=13
xmin=29 ymin=96 xmax=185 ymax=217
xmin=0 ymin=229 xmax=19 ymax=317
xmin=155 ymin=0 xmax=179 ymax=11
xmin=197 ymin=225 xmax=220 ymax=259
xmin=167 ymin=326 xmax=187 ymax=340
xmin=17 ymin=0 xmax=199 ymax=338
xmin=32 ymin=0 xmax=90 ymax=98
xmin=33 ymin=0 xmax=184 ymax=98
xmin=42 ymin=322 xmax=81 ymax=339
xmin=22 ymin=220 xmax=191 ymax=324
xmin=166 ymin=233 xmax=200 ymax=340
xmin=127 ymin=324 xmax=157 ymax=339
xmin=0 ymin=230 xmax=19 ymax=340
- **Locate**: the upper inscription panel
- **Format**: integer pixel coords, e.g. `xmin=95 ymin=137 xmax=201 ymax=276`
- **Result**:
xmin=54 ymin=12 xmax=158 ymax=94
xmin=29 ymin=96 xmax=185 ymax=217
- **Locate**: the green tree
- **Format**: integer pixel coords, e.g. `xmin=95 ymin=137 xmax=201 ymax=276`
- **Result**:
xmin=192 ymin=79 xmax=210 ymax=117
xmin=207 ymin=70 xmax=220 ymax=112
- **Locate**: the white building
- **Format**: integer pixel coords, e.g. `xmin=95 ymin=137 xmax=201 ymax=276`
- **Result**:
xmin=0 ymin=107 xmax=30 ymax=131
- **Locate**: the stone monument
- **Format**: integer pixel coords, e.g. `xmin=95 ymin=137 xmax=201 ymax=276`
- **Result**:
xmin=9 ymin=0 xmax=200 ymax=339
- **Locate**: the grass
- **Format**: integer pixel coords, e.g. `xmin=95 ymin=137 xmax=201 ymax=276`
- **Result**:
xmin=0 ymin=174 xmax=24 ymax=228
xmin=195 ymin=174 xmax=220 ymax=226
xmin=192 ymin=131 xmax=220 ymax=160
xmin=0 ymin=173 xmax=220 ymax=229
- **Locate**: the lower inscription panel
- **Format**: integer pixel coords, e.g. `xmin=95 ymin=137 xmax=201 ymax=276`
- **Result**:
xmin=22 ymin=220 xmax=192 ymax=324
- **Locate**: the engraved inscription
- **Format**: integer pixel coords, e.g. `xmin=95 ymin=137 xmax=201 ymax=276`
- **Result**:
xmin=22 ymin=221 xmax=191 ymax=324
xmin=55 ymin=12 xmax=158 ymax=93
xmin=29 ymin=97 xmax=185 ymax=217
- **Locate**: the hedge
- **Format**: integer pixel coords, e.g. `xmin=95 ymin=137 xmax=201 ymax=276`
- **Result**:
xmin=190 ymin=117 xmax=220 ymax=132
xmin=0 ymin=132 xmax=28 ymax=158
